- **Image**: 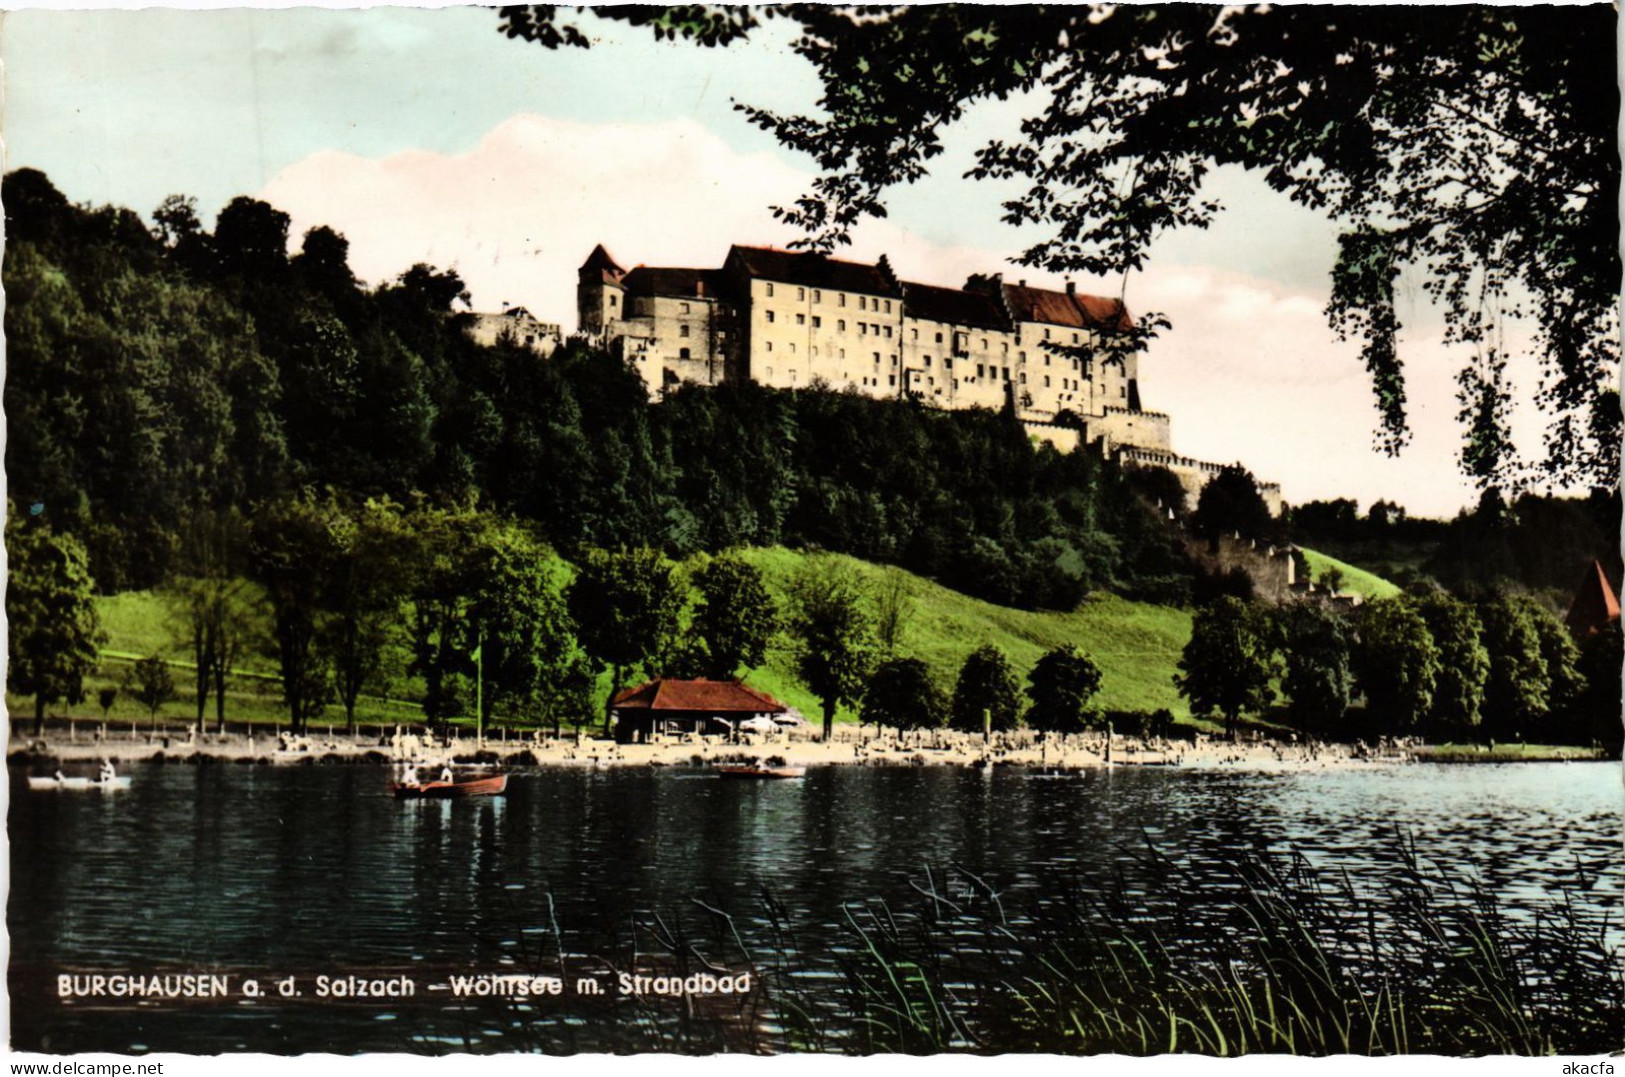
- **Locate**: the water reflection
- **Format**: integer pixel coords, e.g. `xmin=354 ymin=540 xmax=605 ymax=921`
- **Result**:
xmin=8 ymin=760 xmax=1619 ymax=1054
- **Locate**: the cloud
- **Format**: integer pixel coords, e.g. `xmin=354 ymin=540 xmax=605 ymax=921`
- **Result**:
xmin=260 ymin=113 xmax=1560 ymax=519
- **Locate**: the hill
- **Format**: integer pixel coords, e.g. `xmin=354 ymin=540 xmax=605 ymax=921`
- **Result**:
xmin=61 ymin=548 xmax=1194 ymax=732
xmin=1298 ymin=548 xmax=1401 ymax=601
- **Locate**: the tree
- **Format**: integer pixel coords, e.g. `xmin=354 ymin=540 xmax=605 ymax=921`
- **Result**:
xmin=1025 ymin=645 xmax=1104 ymax=735
xmin=319 ymin=499 xmax=411 ymax=733
xmin=861 ymin=657 xmax=947 ymax=735
xmin=98 ymin=688 xmax=118 ymax=722
xmin=1412 ymin=591 xmax=1490 ymax=736
xmin=1191 ymin=465 xmax=1273 ymax=544
xmin=126 ymin=654 xmax=176 ymax=730
xmin=871 ymin=566 xmax=913 ymax=660
xmin=949 ymin=645 xmax=1022 ymax=735
xmin=1350 ymin=598 xmax=1440 ymax=734
xmin=167 ymin=508 xmax=254 ymax=734
xmin=1475 ymin=593 xmax=1552 ymax=740
xmin=566 ymin=547 xmax=686 ymax=731
xmin=502 ymin=6 xmax=1619 ymax=488
xmin=1175 ymin=596 xmax=1275 ymax=737
xmin=1573 ymin=622 xmax=1624 ymax=749
xmin=691 ymin=553 xmax=777 ymax=679
xmin=249 ymin=495 xmax=341 ymax=733
xmin=6 ymin=513 xmax=105 ymax=735
xmin=786 ymin=556 xmax=875 ymax=740
xmin=1279 ymin=604 xmax=1352 ymax=732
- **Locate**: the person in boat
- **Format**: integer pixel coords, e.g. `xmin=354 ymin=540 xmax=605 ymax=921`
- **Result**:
xmin=98 ymin=760 xmax=115 ymax=784
xmin=401 ymin=764 xmax=421 ymax=787
xmin=439 ymin=765 xmax=454 ymax=784
xmin=53 ymin=768 xmax=66 ymax=783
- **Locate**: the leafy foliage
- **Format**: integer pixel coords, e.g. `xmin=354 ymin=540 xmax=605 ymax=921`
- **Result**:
xmin=1278 ymin=604 xmax=1352 ymax=732
xmin=1174 ymin=596 xmax=1274 ymax=735
xmin=1411 ymin=591 xmax=1489 ymax=735
xmin=690 ymin=553 xmax=778 ymax=679
xmin=566 ymin=547 xmax=685 ymax=724
xmin=861 ymin=657 xmax=948 ymax=734
xmin=6 ymin=511 xmax=105 ymax=733
xmin=949 ymin=644 xmax=1022 ymax=734
xmin=1191 ymin=464 xmax=1273 ymax=544
xmin=1024 ymin=644 xmax=1103 ymax=734
xmin=1350 ymin=598 xmax=1440 ymax=732
xmin=787 ymin=556 xmax=876 ymax=739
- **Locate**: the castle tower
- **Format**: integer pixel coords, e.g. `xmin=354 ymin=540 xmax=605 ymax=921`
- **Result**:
xmin=577 ymin=244 xmax=627 ymax=338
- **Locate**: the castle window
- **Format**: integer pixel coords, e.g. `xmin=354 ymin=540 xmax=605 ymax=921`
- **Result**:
xmin=910 ymin=328 xmax=918 ymax=341
xmin=888 ymin=375 xmax=896 ymax=386
xmin=1120 ymin=386 xmax=1126 ymax=397
xmin=680 ymin=347 xmax=691 ymax=359
xmin=609 ymin=294 xmax=618 ymax=308
xmin=859 ymin=296 xmax=868 ymax=311
xmin=679 ymin=324 xmax=690 ymax=338
xmin=1003 ymin=367 xmax=1011 ymax=380
xmin=766 ymin=310 xmax=776 ymax=323
xmin=811 ymin=346 xmax=818 ymax=357
xmin=977 ymin=364 xmax=985 ymax=378
xmin=1044 ymin=328 xmax=1051 ymax=340
xmin=935 ymin=332 xmax=943 ymax=344
xmin=1073 ymin=333 xmax=1079 ymax=344
xmin=981 ymin=338 xmax=988 ymax=350
xmin=1044 ymin=355 xmax=1050 ymax=366
xmin=924 ymin=355 xmax=932 ymax=368
xmin=839 ymin=294 xmax=846 ymax=307
xmin=812 ymin=316 xmax=822 ymax=328
xmin=766 ymin=341 xmax=774 ymax=352
xmin=883 ymin=326 xmax=892 ymax=339
xmin=813 ymin=290 xmax=822 ymax=303
xmin=860 ymin=324 xmax=868 ymax=336
xmin=796 ymin=313 xmax=806 ymax=325
xmin=797 ymin=287 xmax=805 ymax=301
xmin=944 ymin=357 xmax=953 ymax=370
xmin=1044 ymin=375 xmax=1051 ymax=387
xmin=789 ymin=343 xmax=797 ymax=353
xmin=873 ymin=352 xmax=881 ymax=364
xmin=838 ymin=319 xmax=846 ymax=332
xmin=891 ymin=354 xmax=898 ymax=366
xmin=1001 ymin=342 xmax=1009 ymax=354
xmin=789 ymin=369 xmax=797 ymax=383
xmin=1019 ymin=351 xmax=1027 ymax=362
xmin=680 ymin=302 xmax=691 ymax=314
xmin=766 ymin=283 xmax=775 ymax=297
xmin=884 ymin=300 xmax=892 ymax=314
xmin=1019 ymin=372 xmax=1027 ymax=384
xmin=840 ymin=348 xmax=846 ymax=359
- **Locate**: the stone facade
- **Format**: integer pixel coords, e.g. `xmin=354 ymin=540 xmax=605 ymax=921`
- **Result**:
xmin=577 ymin=243 xmax=1281 ymax=514
xmin=465 ymin=307 xmax=561 ymax=355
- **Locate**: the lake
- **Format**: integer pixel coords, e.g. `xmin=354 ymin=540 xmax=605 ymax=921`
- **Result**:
xmin=8 ymin=760 xmax=1621 ymax=1054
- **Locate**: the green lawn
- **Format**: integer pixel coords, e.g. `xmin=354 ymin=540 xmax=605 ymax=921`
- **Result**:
xmin=1299 ymin=547 xmax=1401 ymax=601
xmin=54 ymin=548 xmax=1194 ymax=731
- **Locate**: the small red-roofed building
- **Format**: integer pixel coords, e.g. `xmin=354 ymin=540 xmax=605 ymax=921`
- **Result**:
xmin=610 ymin=678 xmax=788 ymax=743
xmin=1564 ymin=559 xmax=1621 ymax=639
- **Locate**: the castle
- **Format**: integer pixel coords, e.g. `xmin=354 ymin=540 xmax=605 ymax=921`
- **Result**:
xmin=575 ymin=243 xmax=1281 ymax=514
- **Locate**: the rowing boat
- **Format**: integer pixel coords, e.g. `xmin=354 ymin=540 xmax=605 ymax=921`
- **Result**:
xmin=28 ymin=776 xmax=132 ymax=791
xmin=391 ymin=774 xmax=508 ymax=799
xmin=717 ymin=765 xmax=806 ymax=780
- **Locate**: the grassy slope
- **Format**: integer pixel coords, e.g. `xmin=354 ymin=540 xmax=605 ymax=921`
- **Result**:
xmin=1299 ymin=547 xmax=1401 ymax=601
xmin=57 ymin=548 xmax=1193 ymax=729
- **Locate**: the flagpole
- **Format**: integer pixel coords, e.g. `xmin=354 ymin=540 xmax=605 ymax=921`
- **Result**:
xmin=476 ymin=628 xmax=484 ymax=748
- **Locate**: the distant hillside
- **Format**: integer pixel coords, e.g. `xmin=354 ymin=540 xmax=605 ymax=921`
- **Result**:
xmin=1299 ymin=548 xmax=1401 ymax=601
xmin=70 ymin=548 xmax=1195 ymax=731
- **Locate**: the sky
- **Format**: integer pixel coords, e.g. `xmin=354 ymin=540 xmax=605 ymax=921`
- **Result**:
xmin=0 ymin=5 xmax=1584 ymax=519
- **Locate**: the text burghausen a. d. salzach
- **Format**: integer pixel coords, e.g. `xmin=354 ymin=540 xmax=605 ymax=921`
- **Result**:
xmin=57 ymin=971 xmax=752 ymax=1000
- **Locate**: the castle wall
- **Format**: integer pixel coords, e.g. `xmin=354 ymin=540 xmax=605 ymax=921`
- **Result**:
xmin=1093 ymin=406 xmax=1172 ymax=452
xmin=902 ymin=316 xmax=1015 ymax=409
xmin=1119 ymin=447 xmax=1285 ymax=516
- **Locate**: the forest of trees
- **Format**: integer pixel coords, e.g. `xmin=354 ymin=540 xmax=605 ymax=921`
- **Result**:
xmin=3 ymin=168 xmax=1191 ymax=613
xmin=5 ymin=167 xmax=1619 ymax=749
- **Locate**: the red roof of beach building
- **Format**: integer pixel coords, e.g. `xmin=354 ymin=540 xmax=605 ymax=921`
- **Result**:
xmin=610 ymin=679 xmax=788 ymax=714
xmin=1564 ymin=559 xmax=1621 ymax=639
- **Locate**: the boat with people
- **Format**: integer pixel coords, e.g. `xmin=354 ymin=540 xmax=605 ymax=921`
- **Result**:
xmin=29 ymin=761 xmax=131 ymax=791
xmin=716 ymin=764 xmax=806 ymax=780
xmin=390 ymin=764 xmax=508 ymax=799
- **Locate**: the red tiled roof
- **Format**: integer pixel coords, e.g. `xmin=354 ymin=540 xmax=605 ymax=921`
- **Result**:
xmin=611 ymin=679 xmax=788 ymax=714
xmin=1564 ymin=559 xmax=1621 ymax=638
xmin=729 ymin=245 xmax=901 ymax=297
xmin=1003 ymin=282 xmax=1133 ymax=332
xmin=620 ymin=266 xmax=723 ymax=299
xmin=901 ymin=280 xmax=1011 ymax=332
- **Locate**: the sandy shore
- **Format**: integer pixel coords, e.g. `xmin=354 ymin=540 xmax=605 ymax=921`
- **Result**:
xmin=8 ymin=723 xmax=1403 ymax=773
